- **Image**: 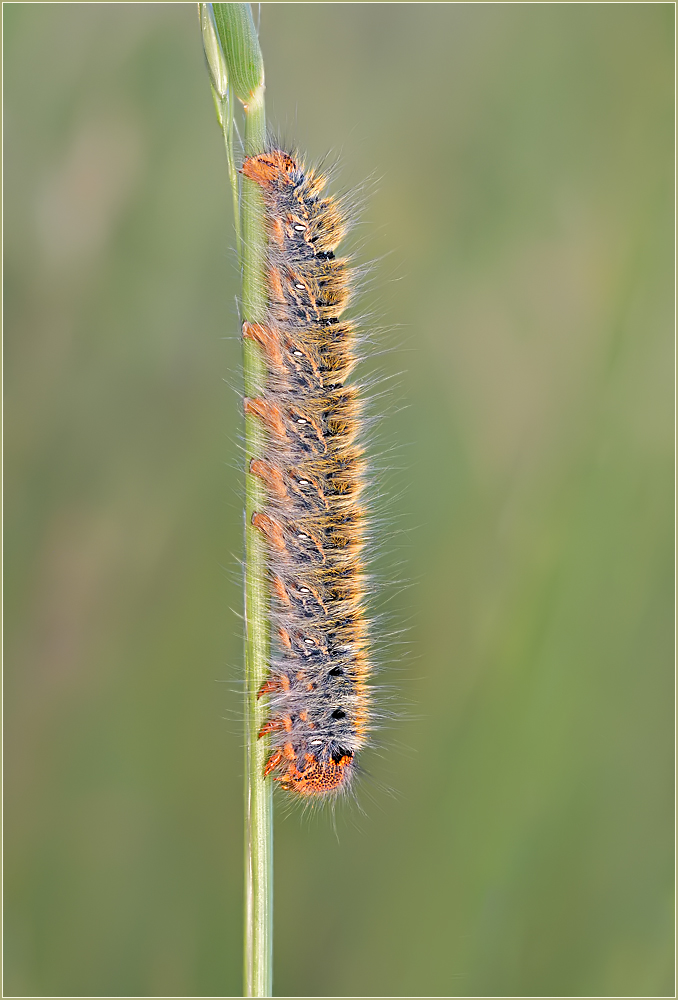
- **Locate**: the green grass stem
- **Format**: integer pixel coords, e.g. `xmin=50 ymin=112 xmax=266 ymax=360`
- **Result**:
xmin=200 ymin=5 xmax=272 ymax=996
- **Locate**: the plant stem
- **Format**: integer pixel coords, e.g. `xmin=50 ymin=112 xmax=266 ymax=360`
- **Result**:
xmin=240 ymin=92 xmax=272 ymax=1000
xmin=200 ymin=3 xmax=242 ymax=265
xmin=200 ymin=5 xmax=272 ymax=996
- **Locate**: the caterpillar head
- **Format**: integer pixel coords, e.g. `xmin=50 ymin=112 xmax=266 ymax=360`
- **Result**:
xmin=241 ymin=148 xmax=300 ymax=189
xmin=242 ymin=149 xmax=347 ymax=254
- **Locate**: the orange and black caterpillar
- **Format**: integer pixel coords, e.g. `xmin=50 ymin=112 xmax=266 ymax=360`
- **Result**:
xmin=242 ymin=147 xmax=369 ymax=797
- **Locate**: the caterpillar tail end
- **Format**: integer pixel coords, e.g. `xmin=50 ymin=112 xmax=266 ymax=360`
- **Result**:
xmin=263 ymin=744 xmax=354 ymax=797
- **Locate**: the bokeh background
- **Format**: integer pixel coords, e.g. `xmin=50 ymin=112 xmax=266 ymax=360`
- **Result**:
xmin=4 ymin=3 xmax=674 ymax=997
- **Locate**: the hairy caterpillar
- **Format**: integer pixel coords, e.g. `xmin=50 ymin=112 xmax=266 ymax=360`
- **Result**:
xmin=242 ymin=147 xmax=370 ymax=797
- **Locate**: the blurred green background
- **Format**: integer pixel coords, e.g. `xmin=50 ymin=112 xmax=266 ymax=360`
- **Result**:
xmin=4 ymin=3 xmax=674 ymax=997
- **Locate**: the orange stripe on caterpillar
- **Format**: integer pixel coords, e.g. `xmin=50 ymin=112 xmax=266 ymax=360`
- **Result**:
xmin=258 ymin=715 xmax=292 ymax=738
xmin=257 ymin=673 xmax=291 ymax=699
xmin=244 ymin=397 xmax=287 ymax=440
xmin=251 ymin=512 xmax=286 ymax=552
xmin=250 ymin=458 xmax=288 ymax=500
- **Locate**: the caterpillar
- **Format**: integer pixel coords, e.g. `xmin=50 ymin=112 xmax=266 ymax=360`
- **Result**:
xmin=241 ymin=147 xmax=370 ymax=798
